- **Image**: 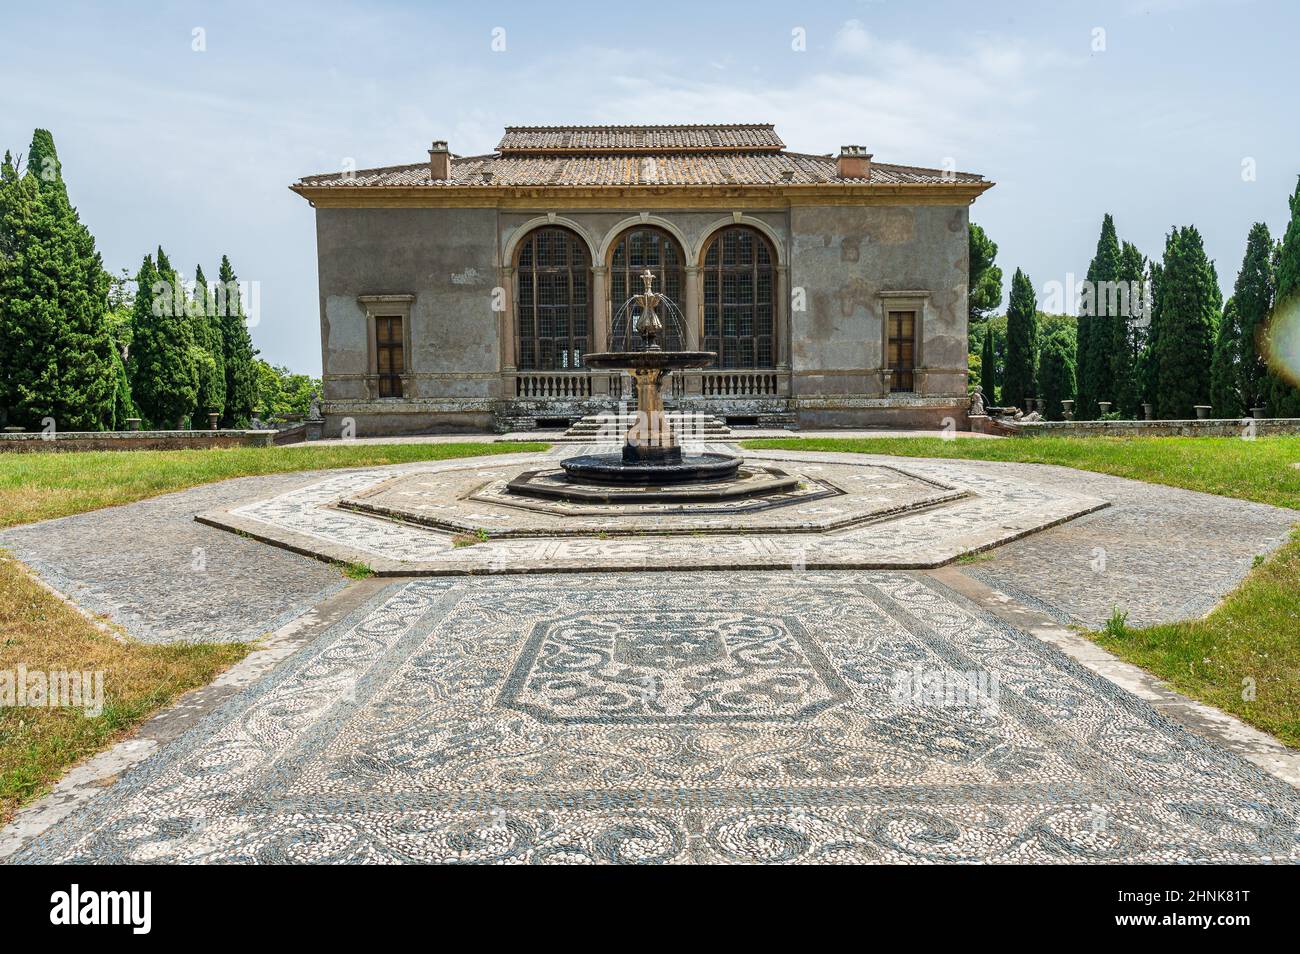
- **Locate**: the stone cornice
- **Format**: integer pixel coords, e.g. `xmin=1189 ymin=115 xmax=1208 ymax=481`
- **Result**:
xmin=291 ymin=181 xmax=994 ymax=210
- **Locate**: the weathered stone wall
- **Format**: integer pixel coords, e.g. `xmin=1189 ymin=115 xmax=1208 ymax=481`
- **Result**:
xmin=0 ymin=430 xmax=276 ymax=453
xmin=1013 ymin=418 xmax=1300 ymax=438
xmin=788 ymin=203 xmax=969 ymax=428
xmin=316 ymin=207 xmax=500 ymax=436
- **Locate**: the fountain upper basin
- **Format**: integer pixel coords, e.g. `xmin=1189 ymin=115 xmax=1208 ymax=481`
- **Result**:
xmin=582 ymin=351 xmax=716 ymax=372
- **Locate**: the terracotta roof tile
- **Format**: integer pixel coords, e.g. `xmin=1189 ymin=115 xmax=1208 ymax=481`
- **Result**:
xmin=293 ymin=125 xmax=988 ymax=190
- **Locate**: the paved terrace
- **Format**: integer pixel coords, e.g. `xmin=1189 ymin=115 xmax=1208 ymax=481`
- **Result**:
xmin=1 ymin=440 xmax=1297 ymax=863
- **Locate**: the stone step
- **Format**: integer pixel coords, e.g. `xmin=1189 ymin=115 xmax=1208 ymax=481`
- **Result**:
xmin=558 ymin=413 xmax=733 ymax=442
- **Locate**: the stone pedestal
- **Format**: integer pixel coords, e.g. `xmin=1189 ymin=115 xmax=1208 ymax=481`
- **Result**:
xmin=623 ymin=366 xmax=680 ymax=463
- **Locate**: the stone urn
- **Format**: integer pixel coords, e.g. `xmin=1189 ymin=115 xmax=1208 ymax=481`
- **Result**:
xmin=1098 ymin=401 xmax=1113 ymax=416
xmin=1251 ymin=406 xmax=1267 ymax=419
xmin=1061 ymin=399 xmax=1074 ymax=421
xmin=1142 ymin=403 xmax=1153 ymax=421
xmin=1194 ymin=405 xmax=1212 ymax=420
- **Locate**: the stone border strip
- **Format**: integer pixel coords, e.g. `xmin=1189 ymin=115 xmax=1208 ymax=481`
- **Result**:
xmin=929 ymin=566 xmax=1300 ymax=790
xmin=0 ymin=577 xmax=392 ymax=861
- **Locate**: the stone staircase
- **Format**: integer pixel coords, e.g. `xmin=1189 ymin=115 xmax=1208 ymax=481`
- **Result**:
xmin=551 ymin=413 xmax=733 ymax=444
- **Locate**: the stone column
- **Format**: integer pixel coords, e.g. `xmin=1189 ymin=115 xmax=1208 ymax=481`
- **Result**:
xmin=499 ymin=266 xmax=516 ymax=372
xmin=774 ymin=265 xmax=790 ymax=369
xmin=682 ymin=265 xmax=700 ymax=351
xmin=591 ymin=265 xmax=609 ymax=352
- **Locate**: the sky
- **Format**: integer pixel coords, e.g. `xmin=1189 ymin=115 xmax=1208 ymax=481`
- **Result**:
xmin=2 ymin=0 xmax=1297 ymax=375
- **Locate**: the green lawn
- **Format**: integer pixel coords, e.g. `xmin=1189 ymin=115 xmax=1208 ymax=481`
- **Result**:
xmin=744 ymin=435 xmax=1300 ymax=746
xmin=0 ymin=441 xmax=548 ymax=529
xmin=0 ymin=439 xmax=548 ymax=824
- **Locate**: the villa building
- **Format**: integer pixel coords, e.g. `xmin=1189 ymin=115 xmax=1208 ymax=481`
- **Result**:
xmin=291 ymin=124 xmax=993 ymax=434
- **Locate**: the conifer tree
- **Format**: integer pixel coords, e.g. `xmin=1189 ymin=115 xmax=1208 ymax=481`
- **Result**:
xmin=217 ymin=255 xmax=258 ymax=426
xmin=0 ymin=132 xmax=117 ymax=430
xmin=1232 ymin=223 xmax=1275 ymax=412
xmin=1002 ymin=268 xmax=1037 ymax=410
xmin=1152 ymin=226 xmax=1219 ymax=419
xmin=980 ymin=324 xmax=997 ymax=401
xmin=1037 ymin=330 xmax=1076 ymax=421
xmin=1077 ymin=214 xmax=1121 ymax=419
xmin=128 ymin=252 xmax=197 ymax=428
xmin=1113 ymin=241 xmax=1146 ymax=418
xmin=1264 ymin=178 xmax=1300 ymax=417
xmin=189 ymin=264 xmax=225 ymax=423
xmin=1210 ymin=297 xmax=1243 ymax=418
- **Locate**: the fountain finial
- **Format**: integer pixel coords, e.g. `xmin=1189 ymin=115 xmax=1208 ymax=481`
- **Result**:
xmin=634 ymin=268 xmax=664 ymax=350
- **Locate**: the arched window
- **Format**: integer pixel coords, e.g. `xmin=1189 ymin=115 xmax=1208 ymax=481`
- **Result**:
xmin=515 ymin=226 xmax=591 ymax=370
xmin=607 ymin=227 xmax=686 ymax=351
xmin=701 ymin=226 xmax=775 ymax=368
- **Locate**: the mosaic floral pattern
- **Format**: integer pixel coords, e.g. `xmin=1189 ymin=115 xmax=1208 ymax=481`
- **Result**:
xmin=13 ymin=572 xmax=1299 ymax=864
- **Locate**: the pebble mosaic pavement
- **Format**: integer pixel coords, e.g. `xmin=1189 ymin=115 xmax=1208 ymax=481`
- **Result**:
xmin=12 ymin=572 xmax=1300 ymax=864
xmin=4 ymin=445 xmax=1298 ymax=864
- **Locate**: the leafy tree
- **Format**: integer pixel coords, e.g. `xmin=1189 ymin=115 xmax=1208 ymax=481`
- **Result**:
xmin=128 ymin=251 xmax=197 ymax=428
xmin=1077 ymin=214 xmax=1121 ymax=419
xmin=1152 ymin=226 xmax=1219 ymax=419
xmin=1002 ymin=268 xmax=1037 ymax=410
xmin=1264 ymin=178 xmax=1300 ymax=417
xmin=968 ymin=223 xmax=1003 ymax=325
xmin=1210 ymin=297 xmax=1243 ymax=418
xmin=0 ymin=132 xmax=117 ymax=430
xmin=254 ymin=359 xmax=320 ymax=420
xmin=217 ymin=255 xmax=258 ymax=426
xmin=979 ymin=324 xmax=997 ymax=401
xmin=1037 ymin=330 xmax=1076 ymax=421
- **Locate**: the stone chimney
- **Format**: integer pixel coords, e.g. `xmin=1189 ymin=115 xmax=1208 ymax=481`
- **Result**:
xmin=428 ymin=140 xmax=450 ymax=180
xmin=837 ymin=145 xmax=872 ymax=179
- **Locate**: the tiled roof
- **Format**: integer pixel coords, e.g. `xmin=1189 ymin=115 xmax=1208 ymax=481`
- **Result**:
xmin=293 ymin=124 xmax=988 ymax=190
xmin=496 ymin=124 xmax=785 ymax=153
xmin=297 ymin=153 xmax=985 ymax=189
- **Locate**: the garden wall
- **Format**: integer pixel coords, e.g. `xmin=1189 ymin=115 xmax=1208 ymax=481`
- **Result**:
xmin=1008 ymin=418 xmax=1300 ymax=438
xmin=0 ymin=430 xmax=277 ymax=453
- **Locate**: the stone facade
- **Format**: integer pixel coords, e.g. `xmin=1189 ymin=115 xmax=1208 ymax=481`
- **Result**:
xmin=292 ymin=125 xmax=992 ymax=435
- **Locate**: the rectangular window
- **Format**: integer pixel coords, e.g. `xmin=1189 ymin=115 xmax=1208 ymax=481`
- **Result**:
xmin=887 ymin=310 xmax=916 ymax=392
xmin=376 ymin=315 xmax=404 ymax=398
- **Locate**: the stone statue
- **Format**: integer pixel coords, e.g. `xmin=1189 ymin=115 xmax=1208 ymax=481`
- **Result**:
xmin=308 ymin=392 xmax=323 ymax=421
xmin=969 ymin=389 xmax=986 ymax=416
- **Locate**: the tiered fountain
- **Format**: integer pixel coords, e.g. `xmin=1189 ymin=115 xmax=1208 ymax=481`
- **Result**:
xmin=561 ymin=269 xmax=741 ymax=485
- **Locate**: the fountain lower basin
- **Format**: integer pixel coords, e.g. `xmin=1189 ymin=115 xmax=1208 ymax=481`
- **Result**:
xmin=560 ymin=451 xmax=741 ymax=485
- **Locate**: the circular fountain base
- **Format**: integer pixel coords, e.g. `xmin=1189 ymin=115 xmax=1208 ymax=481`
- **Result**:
xmin=561 ymin=452 xmax=742 ymax=486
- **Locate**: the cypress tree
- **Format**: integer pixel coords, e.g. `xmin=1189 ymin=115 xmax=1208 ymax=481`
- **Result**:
xmin=980 ymin=324 xmax=997 ymax=402
xmin=129 ymin=251 xmax=197 ymax=428
xmin=1077 ymin=214 xmax=1121 ymax=419
xmin=189 ymin=264 xmax=225 ymax=424
xmin=1113 ymin=241 xmax=1146 ymax=418
xmin=217 ymin=255 xmax=258 ymax=426
xmin=1002 ymin=268 xmax=1037 ymax=411
xmin=0 ymin=132 xmax=117 ymax=430
xmin=1232 ymin=223 xmax=1275 ymax=412
xmin=1210 ymin=297 xmax=1243 ymax=418
xmin=1153 ymin=226 xmax=1219 ymax=419
xmin=1037 ymin=331 xmax=1076 ymax=421
xmin=1264 ymin=178 xmax=1300 ymax=416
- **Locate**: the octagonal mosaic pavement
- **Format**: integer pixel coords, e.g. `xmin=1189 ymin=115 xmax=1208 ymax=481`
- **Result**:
xmin=196 ymin=447 xmax=1108 ymax=574
xmin=13 ymin=572 xmax=1298 ymax=864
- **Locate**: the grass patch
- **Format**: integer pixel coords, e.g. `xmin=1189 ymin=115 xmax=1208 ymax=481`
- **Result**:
xmin=1092 ymin=532 xmax=1300 ymax=746
xmin=742 ymin=435 xmax=1300 ymax=510
xmin=337 ymin=561 xmax=375 ymax=580
xmin=745 ymin=434 xmax=1300 ymax=745
xmin=0 ymin=556 xmax=249 ymax=824
xmin=0 ymin=441 xmax=549 ymax=529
